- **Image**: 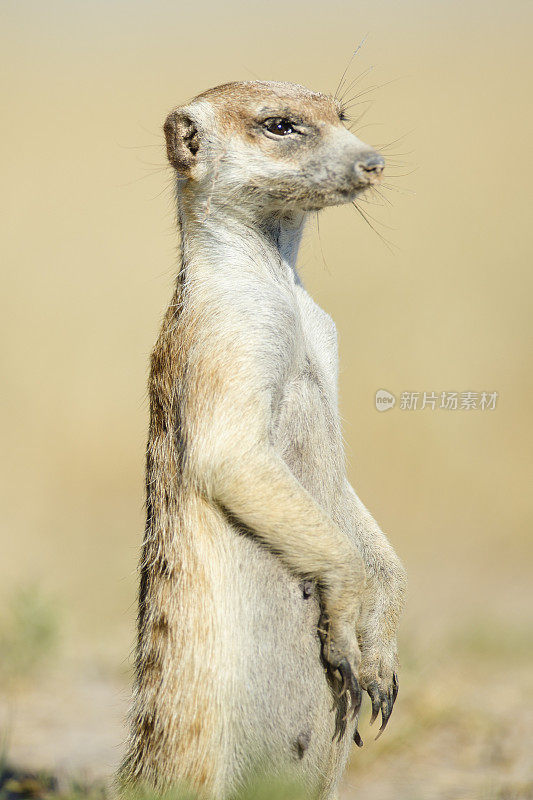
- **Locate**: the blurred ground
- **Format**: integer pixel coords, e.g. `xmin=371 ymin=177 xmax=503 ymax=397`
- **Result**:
xmin=1 ymin=0 xmax=532 ymax=798
xmin=2 ymin=636 xmax=532 ymax=799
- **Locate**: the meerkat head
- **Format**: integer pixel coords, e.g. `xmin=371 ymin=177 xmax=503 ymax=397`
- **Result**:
xmin=164 ymin=81 xmax=384 ymax=216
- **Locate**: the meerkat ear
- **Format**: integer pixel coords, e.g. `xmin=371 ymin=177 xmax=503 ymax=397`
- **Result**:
xmin=163 ymin=109 xmax=200 ymax=177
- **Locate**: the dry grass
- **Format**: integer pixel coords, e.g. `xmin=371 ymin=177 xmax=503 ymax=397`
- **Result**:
xmin=0 ymin=587 xmax=60 ymax=687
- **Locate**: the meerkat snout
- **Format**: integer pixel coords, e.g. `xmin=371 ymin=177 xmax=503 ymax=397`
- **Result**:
xmin=354 ymin=151 xmax=385 ymax=186
xmin=163 ymin=80 xmax=385 ymax=214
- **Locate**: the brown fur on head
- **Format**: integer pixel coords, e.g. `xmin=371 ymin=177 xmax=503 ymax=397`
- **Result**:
xmin=163 ymin=80 xmax=384 ymax=213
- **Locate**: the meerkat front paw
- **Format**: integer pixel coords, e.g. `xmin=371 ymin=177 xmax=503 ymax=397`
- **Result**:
xmin=358 ymin=646 xmax=399 ymax=739
xmin=318 ymin=611 xmax=362 ymax=741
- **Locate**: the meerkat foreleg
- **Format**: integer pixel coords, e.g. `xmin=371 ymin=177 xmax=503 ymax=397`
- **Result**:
xmin=210 ymin=445 xmax=366 ymax=722
xmin=339 ymin=482 xmax=407 ymax=738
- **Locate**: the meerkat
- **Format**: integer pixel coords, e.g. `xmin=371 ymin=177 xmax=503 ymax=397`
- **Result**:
xmin=118 ymin=80 xmax=407 ymax=800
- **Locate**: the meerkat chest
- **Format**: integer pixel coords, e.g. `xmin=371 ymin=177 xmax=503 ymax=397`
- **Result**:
xmin=295 ymin=286 xmax=339 ymax=384
xmin=271 ymin=286 xmax=344 ymax=502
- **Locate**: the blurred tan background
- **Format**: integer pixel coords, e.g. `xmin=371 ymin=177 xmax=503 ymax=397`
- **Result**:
xmin=1 ymin=1 xmax=532 ymax=798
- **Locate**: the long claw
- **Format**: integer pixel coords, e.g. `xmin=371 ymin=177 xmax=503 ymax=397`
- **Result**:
xmin=392 ymin=672 xmax=399 ymax=706
xmin=336 ymin=713 xmax=348 ymax=742
xmin=375 ymin=696 xmax=392 ymax=740
xmin=337 ymin=658 xmax=362 ymax=719
xmin=353 ymin=729 xmax=364 ymax=748
xmin=368 ymin=684 xmax=381 ymax=725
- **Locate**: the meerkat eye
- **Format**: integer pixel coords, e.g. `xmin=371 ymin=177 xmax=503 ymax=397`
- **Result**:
xmin=263 ymin=118 xmax=296 ymax=136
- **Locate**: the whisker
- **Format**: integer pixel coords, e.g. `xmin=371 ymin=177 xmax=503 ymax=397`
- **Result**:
xmin=117 ymin=143 xmax=163 ymax=150
xmin=376 ymin=150 xmax=415 ymax=158
xmin=341 ymin=96 xmax=374 ymax=112
xmin=334 ymin=35 xmax=369 ymax=100
xmin=383 ymin=167 xmax=419 ymax=178
xmin=137 ymin=159 xmax=169 ymax=169
xmin=380 ymin=183 xmax=416 ymax=196
xmin=357 ymin=194 xmax=390 ymax=208
xmin=342 ymin=75 xmax=405 ymax=108
xmin=148 ymin=177 xmax=176 ymax=202
xmin=351 ymin=201 xmax=396 ymax=252
xmin=369 ymin=187 xmax=393 ymax=207
xmin=373 ymin=131 xmax=414 ymax=151
xmin=350 ymin=121 xmax=384 ymax=134
xmin=118 ymin=167 xmax=171 ymax=188
xmin=242 ymin=65 xmax=263 ymax=80
xmin=355 ymin=198 xmax=396 ymax=229
xmin=348 ymin=104 xmax=374 ymax=132
xmin=137 ymin=123 xmax=163 ymax=140
xmin=338 ymin=65 xmax=375 ymax=106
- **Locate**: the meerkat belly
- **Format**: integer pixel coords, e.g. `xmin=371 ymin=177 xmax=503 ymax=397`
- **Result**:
xmin=211 ymin=360 xmax=349 ymax=789
xmin=215 ymin=510 xmax=346 ymax=793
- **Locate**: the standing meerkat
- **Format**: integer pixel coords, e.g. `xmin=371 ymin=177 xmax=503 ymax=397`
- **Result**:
xmin=119 ymin=80 xmax=406 ymax=800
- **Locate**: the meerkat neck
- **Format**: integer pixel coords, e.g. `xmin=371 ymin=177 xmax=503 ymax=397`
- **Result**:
xmin=176 ymin=193 xmax=307 ymax=284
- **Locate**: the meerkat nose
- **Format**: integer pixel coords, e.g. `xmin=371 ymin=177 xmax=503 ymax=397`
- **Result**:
xmin=356 ymin=152 xmax=385 ymax=183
